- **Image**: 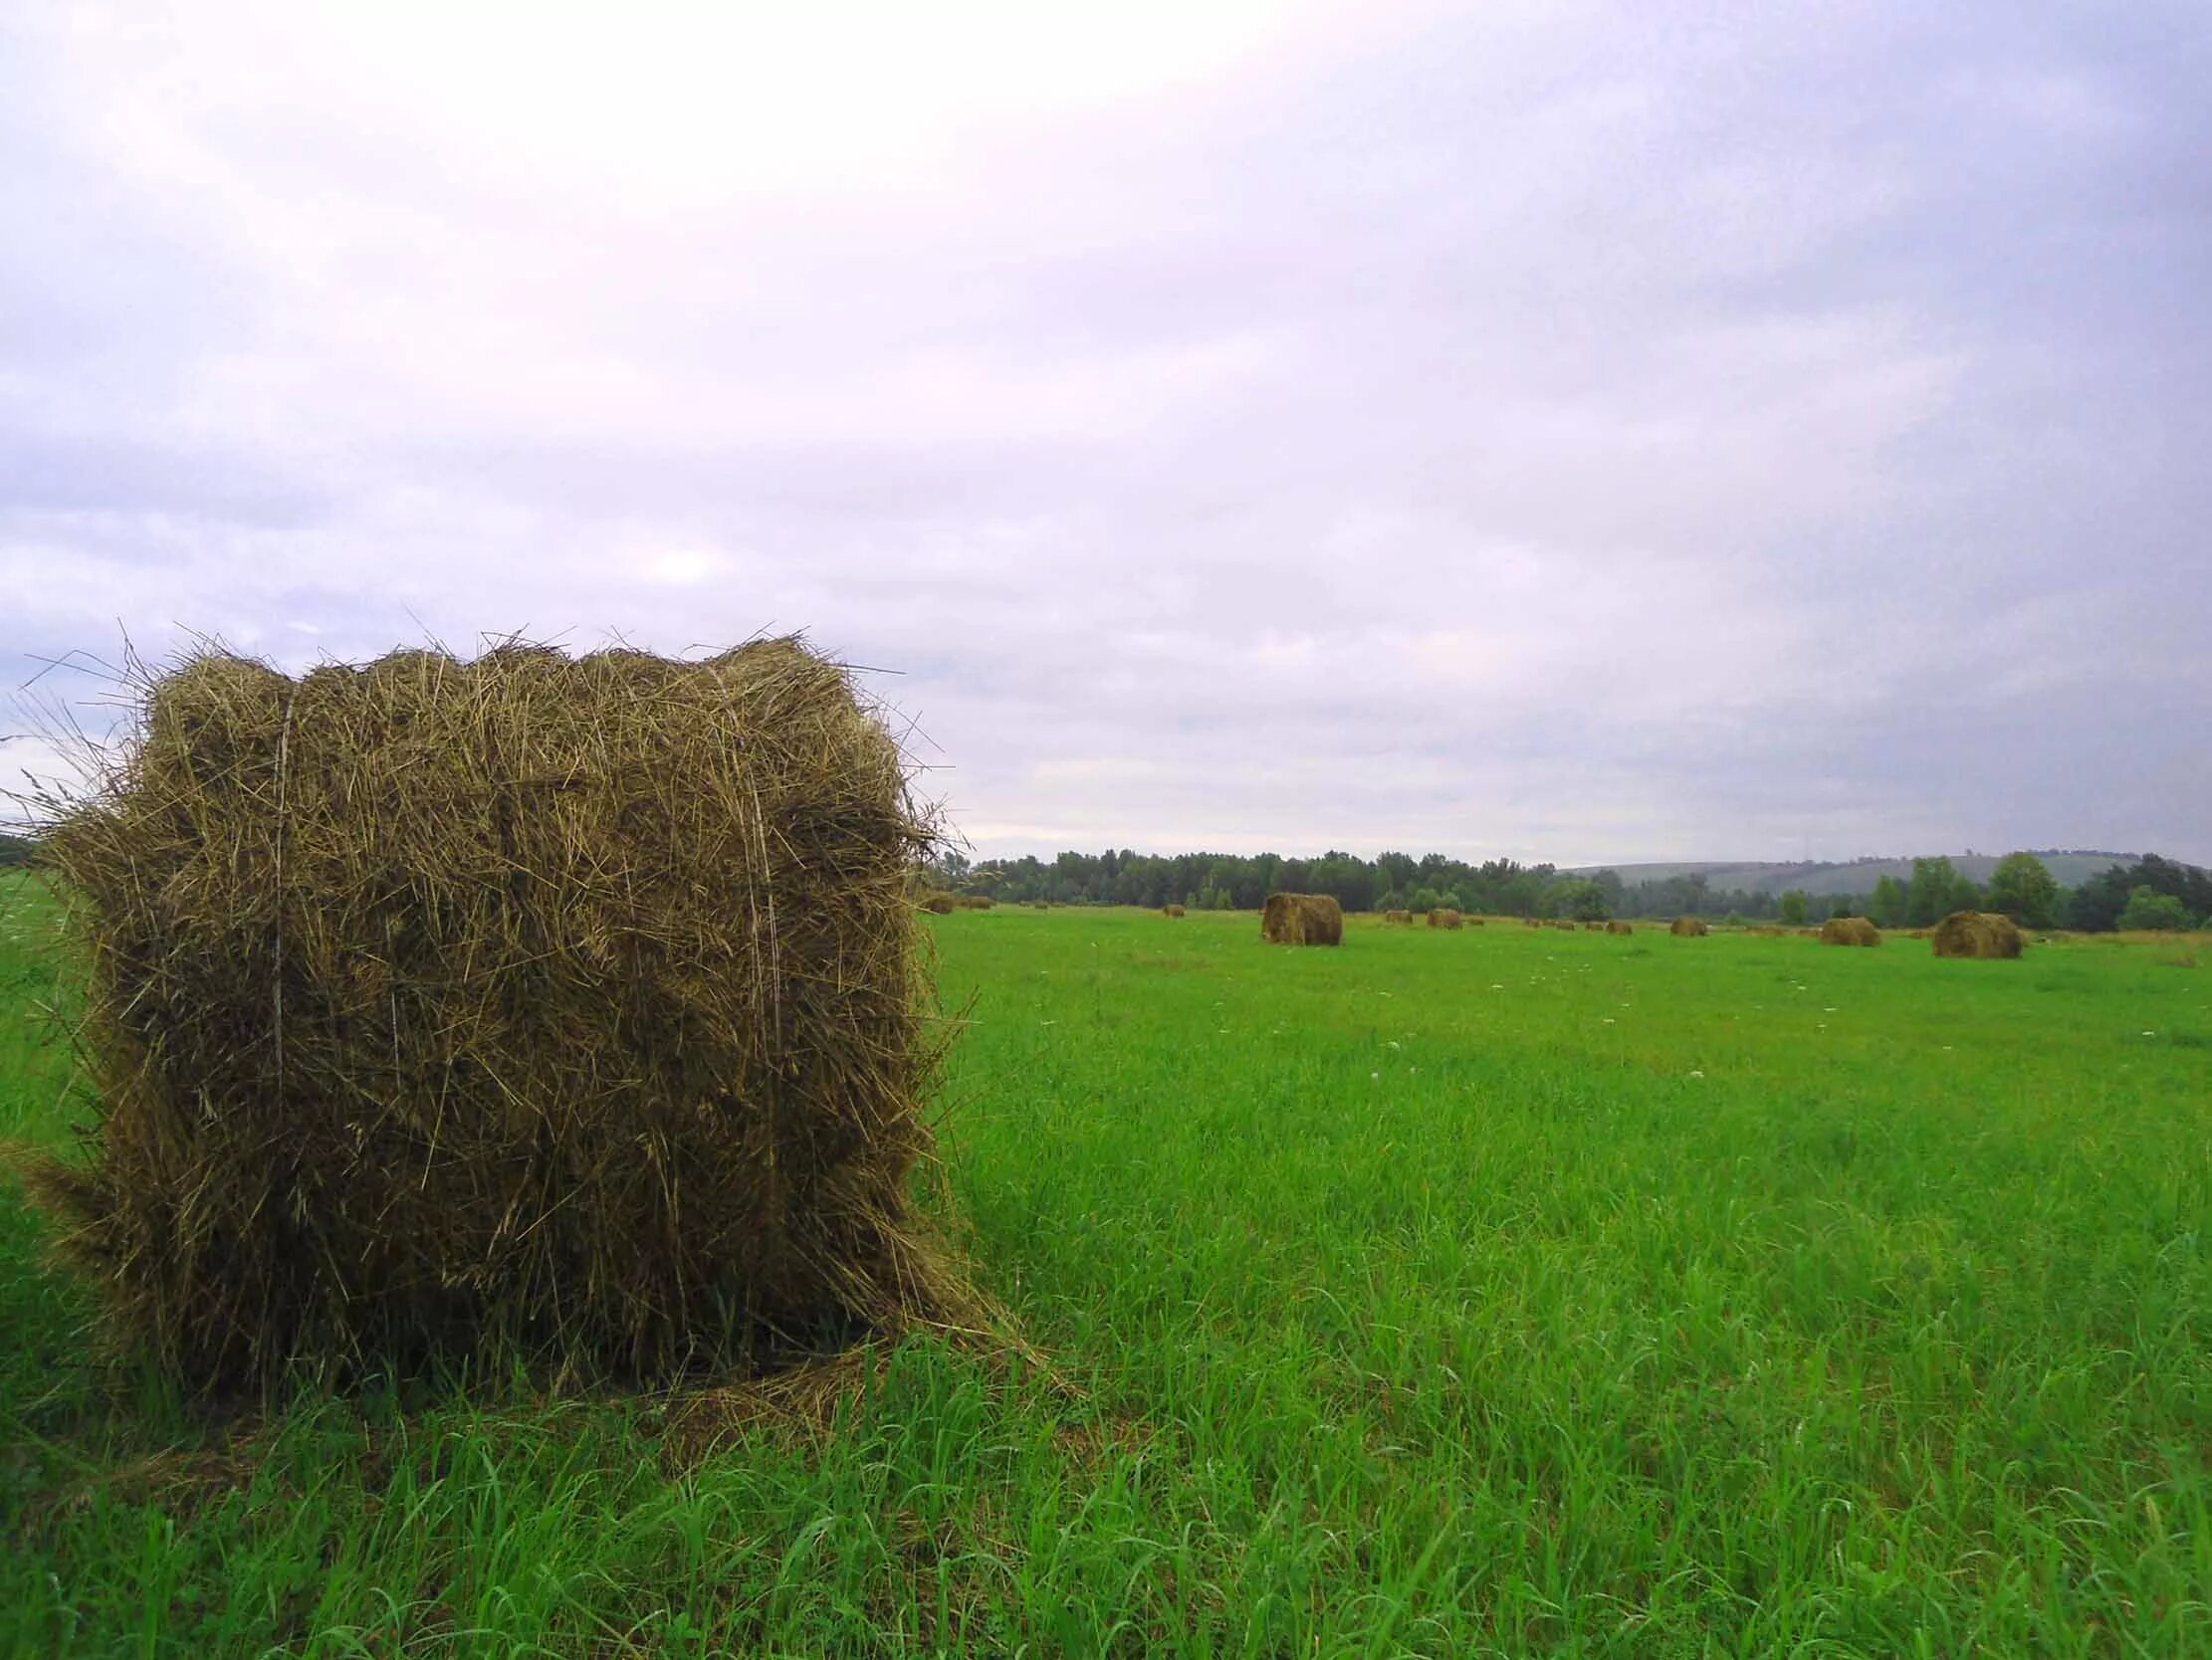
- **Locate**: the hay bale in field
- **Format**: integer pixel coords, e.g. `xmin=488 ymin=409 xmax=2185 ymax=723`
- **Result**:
xmin=1029 ymin=899 xmax=1050 ymax=910
xmin=1427 ymin=907 xmax=1462 ymax=930
xmin=1384 ymin=909 xmax=1414 ymax=925
xmin=956 ymin=894 xmax=995 ymax=911
xmin=1931 ymin=910 xmax=2024 ymax=959
xmin=1522 ymin=918 xmax=1541 ymax=929
xmin=1549 ymin=919 xmax=1576 ymax=932
xmin=1606 ymin=920 xmax=1634 ymax=935
xmin=1669 ymin=917 xmax=1709 ymax=937
xmin=1162 ymin=904 xmax=1187 ymax=918
xmin=1820 ymin=917 xmax=1880 ymax=946
xmin=919 ymin=891 xmax=956 ymax=915
xmin=1583 ymin=921 xmax=1605 ymax=932
xmin=1262 ymin=892 xmax=1343 ymax=945
xmin=22 ymin=639 xmax=985 ymax=1392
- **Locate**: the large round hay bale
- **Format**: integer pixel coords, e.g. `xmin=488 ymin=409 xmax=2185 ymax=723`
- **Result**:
xmin=1931 ymin=910 xmax=2024 ymax=958
xmin=1669 ymin=917 xmax=1709 ymax=937
xmin=1262 ymin=892 xmax=1343 ymax=945
xmin=1427 ymin=907 xmax=1462 ymax=930
xmin=1606 ymin=920 xmax=1634 ymax=935
xmin=1383 ymin=909 xmax=1414 ymax=925
xmin=24 ymin=640 xmax=981 ymax=1390
xmin=1162 ymin=904 xmax=1187 ymax=918
xmin=1819 ymin=917 xmax=1881 ymax=946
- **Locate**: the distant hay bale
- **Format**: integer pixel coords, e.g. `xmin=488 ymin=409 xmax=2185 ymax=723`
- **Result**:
xmin=1820 ymin=917 xmax=1880 ymax=946
xmin=1467 ymin=917 xmax=1485 ymax=927
xmin=1583 ymin=921 xmax=1605 ymax=932
xmin=1606 ymin=920 xmax=1634 ymax=935
xmin=1262 ymin=893 xmax=1344 ymax=945
xmin=1162 ymin=904 xmax=1187 ymax=918
xmin=1931 ymin=910 xmax=2025 ymax=959
xmin=1427 ymin=907 xmax=1462 ymax=929
xmin=1522 ymin=918 xmax=1542 ymax=929
xmin=1029 ymin=899 xmax=1050 ymax=910
xmin=961 ymin=894 xmax=995 ymax=910
xmin=1549 ymin=919 xmax=1576 ymax=932
xmin=919 ymin=891 xmax=956 ymax=914
xmin=1384 ymin=909 xmax=1414 ymax=925
xmin=1669 ymin=917 xmax=1709 ymax=937
xmin=22 ymin=639 xmax=985 ymax=1392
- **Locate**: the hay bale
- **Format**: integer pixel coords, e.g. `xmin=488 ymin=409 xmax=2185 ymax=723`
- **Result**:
xmin=1522 ymin=918 xmax=1541 ymax=929
xmin=1582 ymin=920 xmax=1604 ymax=932
xmin=1606 ymin=920 xmax=1634 ymax=935
xmin=918 ymin=891 xmax=956 ymax=915
xmin=1819 ymin=917 xmax=1880 ymax=946
xmin=1931 ymin=910 xmax=2025 ymax=959
xmin=1029 ymin=899 xmax=1050 ymax=910
xmin=24 ymin=640 xmax=983 ymax=1391
xmin=1467 ymin=917 xmax=1485 ymax=927
xmin=1383 ymin=909 xmax=1414 ymax=925
xmin=1262 ymin=893 xmax=1343 ymax=945
xmin=1669 ymin=917 xmax=1709 ymax=937
xmin=1549 ymin=919 xmax=1576 ymax=932
xmin=1427 ymin=907 xmax=1462 ymax=930
xmin=1162 ymin=904 xmax=1187 ymax=918
xmin=957 ymin=894 xmax=995 ymax=911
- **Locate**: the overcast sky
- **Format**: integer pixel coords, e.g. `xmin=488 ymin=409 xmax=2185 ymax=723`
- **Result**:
xmin=4 ymin=1 xmax=2207 ymax=866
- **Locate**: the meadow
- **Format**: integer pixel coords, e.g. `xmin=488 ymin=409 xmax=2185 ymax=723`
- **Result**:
xmin=3 ymin=869 xmax=2209 ymax=1656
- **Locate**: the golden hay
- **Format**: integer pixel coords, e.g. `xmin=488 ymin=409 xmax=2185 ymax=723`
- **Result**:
xmin=23 ymin=639 xmax=987 ymax=1391
xmin=1669 ymin=917 xmax=1709 ymax=937
xmin=1427 ymin=907 xmax=1462 ymax=930
xmin=1383 ymin=909 xmax=1415 ymax=925
xmin=1606 ymin=920 xmax=1634 ymax=935
xmin=1162 ymin=904 xmax=1187 ymax=918
xmin=1262 ymin=893 xmax=1344 ymax=945
xmin=1931 ymin=910 xmax=2025 ymax=959
xmin=1820 ymin=917 xmax=1881 ymax=946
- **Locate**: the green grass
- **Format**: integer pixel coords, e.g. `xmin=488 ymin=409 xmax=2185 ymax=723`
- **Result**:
xmin=4 ymin=873 xmax=2209 ymax=1656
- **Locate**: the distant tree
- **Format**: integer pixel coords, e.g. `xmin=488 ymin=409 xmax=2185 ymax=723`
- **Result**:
xmin=1984 ymin=852 xmax=2059 ymax=929
xmin=1777 ymin=890 xmax=1809 ymax=926
xmin=0 ymin=832 xmax=36 ymax=869
xmin=1868 ymin=874 xmax=1906 ymax=928
xmin=1548 ymin=877 xmax=1610 ymax=922
xmin=2117 ymin=887 xmax=2193 ymax=932
xmin=1829 ymin=896 xmax=1859 ymax=921
xmin=1905 ymin=857 xmax=1968 ymax=927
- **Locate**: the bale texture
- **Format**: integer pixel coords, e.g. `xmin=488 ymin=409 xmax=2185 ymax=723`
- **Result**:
xmin=1428 ymin=908 xmax=1462 ymax=930
xmin=1606 ymin=921 xmax=1634 ymax=935
xmin=1383 ymin=909 xmax=1414 ymax=925
xmin=1820 ymin=917 xmax=1881 ymax=946
xmin=1262 ymin=893 xmax=1343 ymax=946
xmin=26 ymin=640 xmax=980 ymax=1390
xmin=1162 ymin=904 xmax=1187 ymax=918
xmin=1669 ymin=917 xmax=1709 ymax=937
xmin=1931 ymin=911 xmax=2025 ymax=959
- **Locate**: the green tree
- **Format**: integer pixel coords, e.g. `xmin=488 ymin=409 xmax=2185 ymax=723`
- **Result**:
xmin=1777 ymin=890 xmax=1809 ymax=926
xmin=1868 ymin=874 xmax=1906 ymax=928
xmin=1548 ymin=877 xmax=1610 ymax=922
xmin=1984 ymin=852 xmax=2059 ymax=929
xmin=2116 ymin=887 xmax=2193 ymax=932
xmin=1906 ymin=857 xmax=1966 ymax=927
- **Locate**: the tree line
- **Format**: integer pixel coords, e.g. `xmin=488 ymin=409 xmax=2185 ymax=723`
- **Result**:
xmin=930 ymin=847 xmax=2210 ymax=932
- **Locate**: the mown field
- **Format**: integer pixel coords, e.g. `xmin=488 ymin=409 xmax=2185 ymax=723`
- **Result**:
xmin=3 ymin=870 xmax=2210 ymax=1656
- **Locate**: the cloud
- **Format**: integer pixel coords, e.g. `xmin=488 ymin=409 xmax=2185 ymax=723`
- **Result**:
xmin=3 ymin=0 xmax=2206 ymax=863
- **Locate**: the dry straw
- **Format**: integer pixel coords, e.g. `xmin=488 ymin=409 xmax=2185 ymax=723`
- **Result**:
xmin=1162 ymin=904 xmax=1187 ymax=918
xmin=1931 ymin=911 xmax=2025 ymax=958
xmin=1262 ymin=893 xmax=1343 ymax=945
xmin=1383 ymin=909 xmax=1414 ymax=925
xmin=1820 ymin=917 xmax=1881 ymax=946
xmin=1669 ymin=917 xmax=1709 ymax=937
xmin=22 ymin=638 xmax=991 ymax=1392
xmin=1606 ymin=920 xmax=1634 ymax=935
xmin=1428 ymin=908 xmax=1462 ymax=930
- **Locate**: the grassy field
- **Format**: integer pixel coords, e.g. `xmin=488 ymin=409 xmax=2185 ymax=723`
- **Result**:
xmin=3 ymin=870 xmax=2209 ymax=1656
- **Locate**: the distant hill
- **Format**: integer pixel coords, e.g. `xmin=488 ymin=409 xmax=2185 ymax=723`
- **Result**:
xmin=1569 ymin=852 xmax=2144 ymax=899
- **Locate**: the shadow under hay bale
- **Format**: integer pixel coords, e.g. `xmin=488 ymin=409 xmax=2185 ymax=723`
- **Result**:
xmin=1162 ymin=904 xmax=1187 ymax=918
xmin=1262 ymin=893 xmax=1343 ymax=945
xmin=1931 ymin=911 xmax=2025 ymax=958
xmin=1428 ymin=908 xmax=1461 ymax=930
xmin=1669 ymin=917 xmax=1709 ymax=937
xmin=1820 ymin=917 xmax=1881 ymax=946
xmin=23 ymin=638 xmax=993 ymax=1394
